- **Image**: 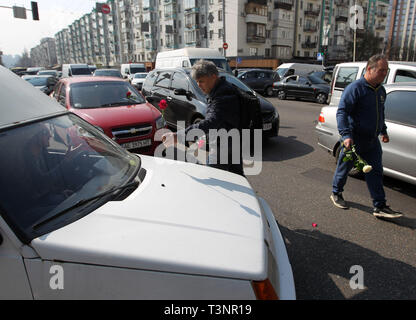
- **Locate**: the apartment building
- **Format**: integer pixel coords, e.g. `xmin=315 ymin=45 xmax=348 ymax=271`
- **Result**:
xmin=30 ymin=37 xmax=58 ymax=68
xmin=385 ymin=0 xmax=416 ymax=61
xmin=52 ymin=0 xmax=389 ymax=68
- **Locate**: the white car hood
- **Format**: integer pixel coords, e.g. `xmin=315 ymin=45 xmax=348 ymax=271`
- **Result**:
xmin=31 ymin=156 xmax=267 ymax=280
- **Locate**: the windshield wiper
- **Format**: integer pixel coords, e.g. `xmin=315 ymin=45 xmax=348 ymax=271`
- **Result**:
xmin=32 ymin=179 xmax=140 ymax=230
xmin=99 ymin=101 xmax=130 ymax=107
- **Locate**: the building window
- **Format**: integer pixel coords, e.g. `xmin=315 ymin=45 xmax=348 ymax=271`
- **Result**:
xmin=218 ymin=10 xmax=223 ymax=21
xmin=249 ymin=47 xmax=258 ymax=56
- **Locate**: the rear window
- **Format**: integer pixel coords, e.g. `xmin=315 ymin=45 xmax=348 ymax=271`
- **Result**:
xmin=70 ymin=81 xmax=145 ymax=108
xmin=154 ymin=72 xmax=172 ymax=88
xmin=385 ymin=90 xmax=416 ymax=127
xmin=71 ymin=67 xmax=91 ymax=75
xmin=394 ymin=69 xmax=416 ymax=83
xmin=335 ymin=67 xmax=359 ymax=89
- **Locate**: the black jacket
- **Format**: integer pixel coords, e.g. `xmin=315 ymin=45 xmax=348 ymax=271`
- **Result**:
xmin=185 ymin=76 xmax=240 ymax=136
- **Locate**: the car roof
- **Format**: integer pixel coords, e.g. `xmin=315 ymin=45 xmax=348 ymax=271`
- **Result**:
xmin=0 ymin=66 xmax=67 ymax=129
xmin=22 ymin=74 xmax=55 ymax=79
xmin=383 ymin=82 xmax=416 ymax=91
xmin=60 ymin=76 xmax=126 ymax=84
xmin=336 ymin=61 xmax=416 ymax=68
xmin=94 ymin=69 xmax=120 ymax=72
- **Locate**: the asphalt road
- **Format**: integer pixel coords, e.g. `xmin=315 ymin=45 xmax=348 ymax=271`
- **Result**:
xmin=246 ymin=96 xmax=416 ymax=300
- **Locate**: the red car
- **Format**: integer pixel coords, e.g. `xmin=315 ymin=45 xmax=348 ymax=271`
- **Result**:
xmin=51 ymin=76 xmax=165 ymax=155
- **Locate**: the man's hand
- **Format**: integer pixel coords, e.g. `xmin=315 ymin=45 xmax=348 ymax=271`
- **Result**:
xmin=381 ymin=134 xmax=389 ymax=143
xmin=342 ymin=138 xmax=354 ymax=149
xmin=162 ymin=132 xmax=177 ymax=148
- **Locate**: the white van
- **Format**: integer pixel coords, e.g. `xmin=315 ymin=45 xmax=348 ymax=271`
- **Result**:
xmin=62 ymin=64 xmax=91 ymax=78
xmin=275 ymin=63 xmax=323 ymax=79
xmin=155 ymin=48 xmax=232 ymax=73
xmin=120 ymin=63 xmax=146 ymax=81
xmin=328 ymin=61 xmax=416 ymax=106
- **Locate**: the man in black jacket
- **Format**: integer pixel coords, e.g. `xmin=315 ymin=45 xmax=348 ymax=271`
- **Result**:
xmin=163 ymin=60 xmax=244 ymax=176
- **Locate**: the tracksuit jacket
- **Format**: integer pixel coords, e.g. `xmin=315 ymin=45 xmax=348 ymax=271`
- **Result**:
xmin=336 ymin=76 xmax=387 ymax=142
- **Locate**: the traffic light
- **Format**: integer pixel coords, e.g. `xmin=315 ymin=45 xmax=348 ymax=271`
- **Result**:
xmin=31 ymin=1 xmax=39 ymax=20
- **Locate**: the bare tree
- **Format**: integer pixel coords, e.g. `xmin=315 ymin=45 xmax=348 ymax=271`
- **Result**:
xmin=17 ymin=49 xmax=33 ymax=67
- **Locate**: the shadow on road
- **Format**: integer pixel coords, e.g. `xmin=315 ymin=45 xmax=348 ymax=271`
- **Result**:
xmin=263 ymin=135 xmax=314 ymax=162
xmin=279 ymin=225 xmax=416 ymax=299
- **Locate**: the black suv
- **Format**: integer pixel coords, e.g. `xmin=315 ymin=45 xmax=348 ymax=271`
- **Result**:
xmin=141 ymin=68 xmax=279 ymax=139
xmin=236 ymin=69 xmax=279 ymax=97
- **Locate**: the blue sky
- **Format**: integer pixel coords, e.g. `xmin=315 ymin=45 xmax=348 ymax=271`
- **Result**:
xmin=0 ymin=0 xmax=98 ymax=55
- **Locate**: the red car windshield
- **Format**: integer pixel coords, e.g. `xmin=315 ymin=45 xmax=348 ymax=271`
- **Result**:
xmin=70 ymin=81 xmax=146 ymax=108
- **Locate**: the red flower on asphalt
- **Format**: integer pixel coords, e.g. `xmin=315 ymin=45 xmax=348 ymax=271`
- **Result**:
xmin=159 ymin=99 xmax=168 ymax=110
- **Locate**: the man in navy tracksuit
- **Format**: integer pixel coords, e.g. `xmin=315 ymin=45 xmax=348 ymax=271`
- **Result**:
xmin=330 ymin=54 xmax=402 ymax=219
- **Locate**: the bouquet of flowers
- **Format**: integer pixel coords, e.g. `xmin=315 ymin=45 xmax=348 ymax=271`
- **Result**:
xmin=342 ymin=144 xmax=373 ymax=173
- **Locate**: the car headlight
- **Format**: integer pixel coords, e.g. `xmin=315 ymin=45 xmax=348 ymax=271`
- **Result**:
xmin=155 ymin=115 xmax=166 ymax=129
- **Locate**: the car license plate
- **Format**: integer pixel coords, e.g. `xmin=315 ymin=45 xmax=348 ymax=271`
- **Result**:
xmin=263 ymin=122 xmax=272 ymax=130
xmin=121 ymin=139 xmax=152 ymax=150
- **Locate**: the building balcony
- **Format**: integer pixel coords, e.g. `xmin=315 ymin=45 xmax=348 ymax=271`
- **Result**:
xmin=276 ymin=0 xmax=293 ymax=10
xmin=184 ymin=7 xmax=199 ymax=14
xmin=304 ymin=9 xmax=320 ymax=17
xmin=301 ymin=41 xmax=317 ymax=49
xmin=247 ymin=35 xmax=266 ymax=43
xmin=334 ymin=0 xmax=348 ymax=7
xmin=334 ymin=30 xmax=346 ymax=37
xmin=246 ymin=13 xmax=268 ymax=25
xmin=335 ymin=12 xmax=348 ymax=22
xmin=303 ymin=25 xmax=317 ymax=32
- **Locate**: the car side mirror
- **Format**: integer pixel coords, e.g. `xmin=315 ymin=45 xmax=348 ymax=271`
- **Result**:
xmin=174 ymin=88 xmax=187 ymax=95
xmin=146 ymin=96 xmax=155 ymax=103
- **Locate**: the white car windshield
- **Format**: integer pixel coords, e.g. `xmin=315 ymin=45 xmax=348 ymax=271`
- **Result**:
xmin=0 ymin=114 xmax=141 ymax=243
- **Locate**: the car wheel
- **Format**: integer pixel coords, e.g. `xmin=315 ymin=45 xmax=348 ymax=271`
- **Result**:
xmin=316 ymin=93 xmax=327 ymax=104
xmin=265 ymin=86 xmax=274 ymax=97
xmin=335 ymin=144 xmax=363 ymax=178
xmin=277 ymin=90 xmax=286 ymax=100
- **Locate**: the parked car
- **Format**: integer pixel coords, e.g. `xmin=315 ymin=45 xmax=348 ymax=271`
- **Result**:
xmin=93 ymin=69 xmax=123 ymax=78
xmin=37 ymin=70 xmax=59 ymax=78
xmin=308 ymin=67 xmax=333 ymax=84
xmin=328 ymin=61 xmax=416 ymax=106
xmin=131 ymin=72 xmax=149 ymax=90
xmin=141 ymin=68 xmax=279 ymax=139
xmin=22 ymin=74 xmax=58 ymax=95
xmin=120 ymin=63 xmax=146 ymax=81
xmin=273 ymin=74 xmax=330 ymax=104
xmin=315 ymin=82 xmax=416 ymax=185
xmin=0 ymin=65 xmax=295 ymax=299
xmin=237 ymin=69 xmax=279 ymax=97
xmin=25 ymin=67 xmax=45 ymax=75
xmin=50 ymin=76 xmax=165 ymax=155
xmin=275 ymin=63 xmax=323 ymax=79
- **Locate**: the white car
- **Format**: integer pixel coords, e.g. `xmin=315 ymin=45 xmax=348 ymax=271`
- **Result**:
xmin=0 ymin=66 xmax=295 ymax=300
xmin=131 ymin=72 xmax=148 ymax=90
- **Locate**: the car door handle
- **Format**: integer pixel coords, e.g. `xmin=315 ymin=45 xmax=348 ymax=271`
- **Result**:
xmin=166 ymin=96 xmax=173 ymax=101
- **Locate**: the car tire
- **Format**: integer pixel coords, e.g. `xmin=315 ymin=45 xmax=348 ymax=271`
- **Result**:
xmin=335 ymin=144 xmax=363 ymax=178
xmin=265 ymin=86 xmax=274 ymax=97
xmin=277 ymin=90 xmax=286 ymax=100
xmin=316 ymin=93 xmax=327 ymax=104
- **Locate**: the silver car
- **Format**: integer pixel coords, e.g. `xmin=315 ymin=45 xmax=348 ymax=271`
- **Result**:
xmin=315 ymin=82 xmax=416 ymax=185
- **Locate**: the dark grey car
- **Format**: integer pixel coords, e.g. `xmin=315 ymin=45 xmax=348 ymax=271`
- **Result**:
xmin=141 ymin=67 xmax=279 ymax=139
xmin=237 ymin=69 xmax=279 ymax=97
xmin=315 ymin=82 xmax=416 ymax=185
xmin=273 ymin=74 xmax=330 ymax=104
